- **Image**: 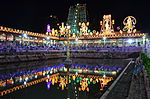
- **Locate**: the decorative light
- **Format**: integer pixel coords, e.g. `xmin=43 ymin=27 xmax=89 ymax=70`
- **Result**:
xmin=67 ymin=25 xmax=71 ymax=29
xmin=47 ymin=81 xmax=52 ymax=90
xmin=127 ymin=39 xmax=133 ymax=44
xmin=123 ymin=16 xmax=136 ymax=33
xmin=22 ymin=34 xmax=28 ymax=38
xmin=35 ymin=75 xmax=37 ymax=79
xmin=24 ymin=81 xmax=27 ymax=85
xmin=47 ymin=75 xmax=50 ymax=78
xmin=142 ymin=36 xmax=146 ymax=39
xmin=46 ymin=37 xmax=50 ymax=40
xmin=47 ymin=24 xmax=51 ymax=32
xmin=103 ymin=37 xmax=106 ymax=40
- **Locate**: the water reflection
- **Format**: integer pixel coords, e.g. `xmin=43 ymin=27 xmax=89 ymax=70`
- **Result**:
xmin=0 ymin=58 xmax=130 ymax=99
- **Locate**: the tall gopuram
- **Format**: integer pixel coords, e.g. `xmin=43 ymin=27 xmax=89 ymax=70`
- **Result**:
xmin=67 ymin=3 xmax=88 ymax=36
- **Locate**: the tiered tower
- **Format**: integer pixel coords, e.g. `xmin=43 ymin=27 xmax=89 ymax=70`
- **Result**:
xmin=67 ymin=3 xmax=87 ymax=35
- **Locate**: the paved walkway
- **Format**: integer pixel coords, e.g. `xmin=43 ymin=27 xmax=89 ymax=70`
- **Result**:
xmin=102 ymin=62 xmax=147 ymax=99
xmin=128 ymin=71 xmax=147 ymax=99
xmin=104 ymin=62 xmax=134 ymax=99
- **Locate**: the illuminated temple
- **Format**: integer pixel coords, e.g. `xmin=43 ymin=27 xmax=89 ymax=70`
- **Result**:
xmin=0 ymin=3 xmax=149 ymax=99
xmin=0 ymin=4 xmax=148 ymax=47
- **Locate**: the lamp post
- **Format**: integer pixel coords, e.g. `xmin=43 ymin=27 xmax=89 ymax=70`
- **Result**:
xmin=66 ymin=25 xmax=71 ymax=59
xmin=64 ymin=25 xmax=72 ymax=99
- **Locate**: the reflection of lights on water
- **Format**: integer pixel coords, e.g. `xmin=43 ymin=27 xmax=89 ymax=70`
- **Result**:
xmin=35 ymin=75 xmax=37 ymax=79
xmin=47 ymin=81 xmax=52 ymax=90
xmin=50 ymin=71 xmax=53 ymax=74
xmin=64 ymin=68 xmax=67 ymax=72
xmin=43 ymin=72 xmax=45 ymax=76
xmin=103 ymin=74 xmax=106 ymax=78
xmin=19 ymin=77 xmax=22 ymax=82
xmin=24 ymin=81 xmax=27 ymax=85
xmin=47 ymin=75 xmax=50 ymax=78
xmin=1 ymin=63 xmax=122 ymax=94
xmin=112 ymin=71 xmax=117 ymax=75
xmin=25 ymin=77 xmax=28 ymax=81
xmin=75 ymin=72 xmax=78 ymax=75
xmin=47 ymin=84 xmax=50 ymax=90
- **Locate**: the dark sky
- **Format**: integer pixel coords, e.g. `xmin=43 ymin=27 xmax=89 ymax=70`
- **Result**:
xmin=0 ymin=0 xmax=149 ymax=33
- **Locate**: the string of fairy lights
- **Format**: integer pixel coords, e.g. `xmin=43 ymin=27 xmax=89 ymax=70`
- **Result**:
xmin=0 ymin=15 xmax=147 ymax=43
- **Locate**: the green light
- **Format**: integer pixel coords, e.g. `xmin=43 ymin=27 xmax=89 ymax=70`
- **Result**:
xmin=59 ymin=68 xmax=63 ymax=71
xmin=99 ymin=71 xmax=105 ymax=74
xmin=79 ymin=77 xmax=82 ymax=80
xmin=76 ymin=80 xmax=79 ymax=83
xmin=88 ymin=29 xmax=91 ymax=32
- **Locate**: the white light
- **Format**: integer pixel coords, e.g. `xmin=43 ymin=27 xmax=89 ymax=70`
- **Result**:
xmin=142 ymin=36 xmax=146 ymax=39
xmin=19 ymin=77 xmax=22 ymax=82
xmin=47 ymin=75 xmax=50 ymax=78
xmin=35 ymin=75 xmax=37 ymax=78
xmin=75 ymin=72 xmax=78 ymax=75
xmin=103 ymin=37 xmax=106 ymax=40
xmin=112 ymin=71 xmax=117 ymax=75
xmin=50 ymin=71 xmax=53 ymax=74
xmin=127 ymin=39 xmax=133 ymax=44
xmin=67 ymin=26 xmax=71 ymax=29
xmin=43 ymin=72 xmax=45 ymax=76
xmin=24 ymin=81 xmax=27 ymax=85
xmin=75 ymin=87 xmax=77 ymax=89
xmin=46 ymin=37 xmax=50 ymax=40
xmin=103 ymin=74 xmax=106 ymax=78
xmin=75 ymin=38 xmax=78 ymax=41
xmin=25 ymin=77 xmax=28 ymax=81
xmin=22 ymin=34 xmax=28 ymax=38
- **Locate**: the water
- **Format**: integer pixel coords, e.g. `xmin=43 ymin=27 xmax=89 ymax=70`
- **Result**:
xmin=0 ymin=58 xmax=130 ymax=99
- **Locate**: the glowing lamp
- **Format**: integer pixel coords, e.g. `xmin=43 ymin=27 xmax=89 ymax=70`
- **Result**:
xmin=35 ymin=75 xmax=37 ymax=79
xmin=22 ymin=34 xmax=28 ymax=38
xmin=127 ymin=39 xmax=133 ymax=44
xmin=67 ymin=25 xmax=71 ymax=29
xmin=142 ymin=36 xmax=146 ymax=39
xmin=103 ymin=37 xmax=106 ymax=40
xmin=112 ymin=71 xmax=117 ymax=75
xmin=24 ymin=81 xmax=27 ymax=85
xmin=46 ymin=37 xmax=50 ymax=40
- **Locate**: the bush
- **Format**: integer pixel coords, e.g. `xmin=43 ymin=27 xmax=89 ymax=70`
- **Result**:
xmin=141 ymin=53 xmax=150 ymax=73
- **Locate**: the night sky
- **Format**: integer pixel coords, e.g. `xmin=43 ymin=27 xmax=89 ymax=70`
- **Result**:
xmin=0 ymin=0 xmax=149 ymax=33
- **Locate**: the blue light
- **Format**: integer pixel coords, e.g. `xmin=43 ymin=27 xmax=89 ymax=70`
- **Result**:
xmin=22 ymin=34 xmax=28 ymax=38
